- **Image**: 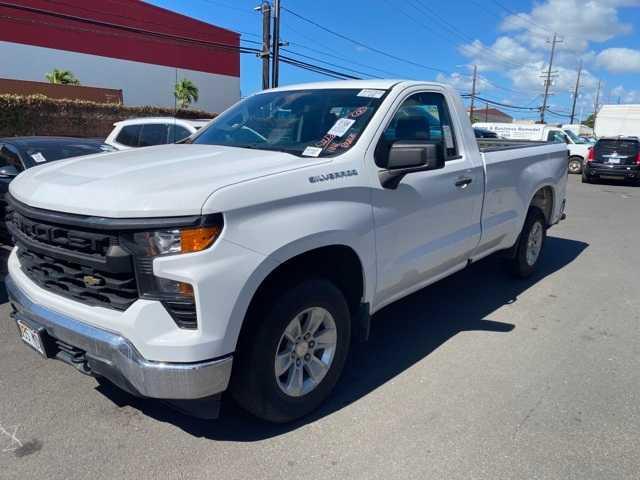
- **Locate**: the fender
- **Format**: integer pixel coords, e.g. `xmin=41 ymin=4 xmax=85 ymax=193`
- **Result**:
xmin=223 ymin=231 xmax=375 ymax=352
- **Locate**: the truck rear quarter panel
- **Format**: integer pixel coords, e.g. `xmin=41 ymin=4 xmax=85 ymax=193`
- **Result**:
xmin=477 ymin=144 xmax=567 ymax=259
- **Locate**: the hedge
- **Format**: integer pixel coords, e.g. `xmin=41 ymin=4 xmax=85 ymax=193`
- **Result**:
xmin=0 ymin=94 xmax=218 ymax=138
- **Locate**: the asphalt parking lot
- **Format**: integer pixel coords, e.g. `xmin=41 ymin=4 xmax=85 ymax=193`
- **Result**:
xmin=1 ymin=174 xmax=639 ymax=480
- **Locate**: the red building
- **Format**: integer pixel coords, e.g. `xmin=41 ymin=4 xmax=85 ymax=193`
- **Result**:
xmin=0 ymin=0 xmax=240 ymax=112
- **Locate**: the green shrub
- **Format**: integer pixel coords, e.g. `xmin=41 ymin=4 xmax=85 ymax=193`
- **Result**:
xmin=0 ymin=95 xmax=217 ymax=138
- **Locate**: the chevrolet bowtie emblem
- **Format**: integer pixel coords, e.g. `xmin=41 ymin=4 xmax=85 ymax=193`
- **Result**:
xmin=83 ymin=275 xmax=104 ymax=287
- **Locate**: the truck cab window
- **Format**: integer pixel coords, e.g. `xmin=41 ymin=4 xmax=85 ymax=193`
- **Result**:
xmin=547 ymin=131 xmax=568 ymax=144
xmin=380 ymin=92 xmax=458 ymax=159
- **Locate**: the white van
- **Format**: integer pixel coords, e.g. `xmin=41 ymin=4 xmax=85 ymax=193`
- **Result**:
xmin=473 ymin=122 xmax=590 ymax=174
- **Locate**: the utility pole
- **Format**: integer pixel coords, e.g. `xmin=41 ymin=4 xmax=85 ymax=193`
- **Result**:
xmin=271 ymin=0 xmax=281 ymax=88
xmin=540 ymin=33 xmax=562 ymax=124
xmin=593 ymin=80 xmax=601 ymax=119
xmin=260 ymin=1 xmax=271 ymax=90
xmin=569 ymin=60 xmax=582 ymax=124
xmin=485 ymin=102 xmax=489 ymax=122
xmin=469 ymin=64 xmax=477 ymax=122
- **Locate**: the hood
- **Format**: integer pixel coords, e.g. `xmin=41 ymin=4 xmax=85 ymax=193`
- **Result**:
xmin=10 ymin=144 xmax=320 ymax=217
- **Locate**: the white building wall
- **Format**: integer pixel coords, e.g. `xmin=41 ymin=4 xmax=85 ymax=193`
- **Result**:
xmin=0 ymin=41 xmax=240 ymax=113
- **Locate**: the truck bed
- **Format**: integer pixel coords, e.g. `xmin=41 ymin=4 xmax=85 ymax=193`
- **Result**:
xmin=477 ymin=138 xmax=549 ymax=152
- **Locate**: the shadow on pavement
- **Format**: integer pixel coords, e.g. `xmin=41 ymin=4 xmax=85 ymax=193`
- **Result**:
xmin=95 ymin=236 xmax=586 ymax=440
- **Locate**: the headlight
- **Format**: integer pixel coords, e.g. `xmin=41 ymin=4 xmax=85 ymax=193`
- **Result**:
xmin=131 ymin=225 xmax=222 ymax=256
xmin=121 ymin=216 xmax=223 ymax=329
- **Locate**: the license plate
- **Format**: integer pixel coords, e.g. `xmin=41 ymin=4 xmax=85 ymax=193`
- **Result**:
xmin=608 ymin=158 xmax=620 ymax=164
xmin=16 ymin=319 xmax=46 ymax=356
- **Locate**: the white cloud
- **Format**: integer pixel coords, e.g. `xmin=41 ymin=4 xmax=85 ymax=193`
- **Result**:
xmin=458 ymin=36 xmax=541 ymax=72
xmin=435 ymin=72 xmax=491 ymax=93
xmin=455 ymin=0 xmax=639 ymax=110
xmin=596 ymin=48 xmax=640 ymax=72
xmin=500 ymin=0 xmax=636 ymax=52
xmin=610 ymin=85 xmax=640 ymax=103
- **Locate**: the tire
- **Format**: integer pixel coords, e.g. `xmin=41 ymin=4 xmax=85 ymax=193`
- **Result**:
xmin=581 ymin=172 xmax=591 ymax=184
xmin=511 ymin=207 xmax=546 ymax=278
xmin=230 ymin=278 xmax=351 ymax=423
xmin=568 ymin=157 xmax=583 ymax=174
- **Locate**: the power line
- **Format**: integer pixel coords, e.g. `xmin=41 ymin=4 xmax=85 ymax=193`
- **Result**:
xmin=462 ymin=94 xmax=540 ymax=111
xmin=281 ymin=49 xmax=381 ymax=79
xmin=281 ymin=5 xmax=450 ymax=75
xmin=490 ymin=0 xmax=555 ymax=36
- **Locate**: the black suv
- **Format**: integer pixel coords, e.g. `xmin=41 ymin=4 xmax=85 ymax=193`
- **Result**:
xmin=582 ymin=137 xmax=640 ymax=184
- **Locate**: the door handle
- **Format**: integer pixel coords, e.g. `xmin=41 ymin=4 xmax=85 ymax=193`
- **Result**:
xmin=455 ymin=177 xmax=473 ymax=188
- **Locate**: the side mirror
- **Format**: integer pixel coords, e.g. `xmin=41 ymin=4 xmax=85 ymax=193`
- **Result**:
xmin=377 ymin=141 xmax=446 ymax=189
xmin=0 ymin=165 xmax=19 ymax=179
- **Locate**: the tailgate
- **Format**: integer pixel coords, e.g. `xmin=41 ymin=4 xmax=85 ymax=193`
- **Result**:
xmin=594 ymin=139 xmax=639 ymax=165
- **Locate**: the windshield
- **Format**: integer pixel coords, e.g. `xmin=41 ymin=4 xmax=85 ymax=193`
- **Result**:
xmin=192 ymin=88 xmax=386 ymax=157
xmin=22 ymin=143 xmax=113 ymax=166
xmin=563 ymin=129 xmax=588 ymax=144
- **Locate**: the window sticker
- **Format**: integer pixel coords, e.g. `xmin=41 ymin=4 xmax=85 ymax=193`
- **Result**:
xmin=357 ymin=89 xmax=385 ymax=98
xmin=442 ymin=125 xmax=454 ymax=149
xmin=327 ymin=118 xmax=356 ymax=137
xmin=302 ymin=146 xmax=323 ymax=157
xmin=31 ymin=152 xmax=47 ymax=163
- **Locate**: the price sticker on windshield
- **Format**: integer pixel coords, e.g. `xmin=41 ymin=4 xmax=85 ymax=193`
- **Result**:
xmin=31 ymin=152 xmax=47 ymax=163
xmin=327 ymin=118 xmax=356 ymax=138
xmin=302 ymin=146 xmax=323 ymax=157
xmin=357 ymin=89 xmax=385 ymax=98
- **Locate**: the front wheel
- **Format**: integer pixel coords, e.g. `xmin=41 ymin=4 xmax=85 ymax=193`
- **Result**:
xmin=581 ymin=172 xmax=592 ymax=184
xmin=230 ymin=279 xmax=351 ymax=423
xmin=511 ymin=207 xmax=546 ymax=278
xmin=568 ymin=157 xmax=583 ymax=174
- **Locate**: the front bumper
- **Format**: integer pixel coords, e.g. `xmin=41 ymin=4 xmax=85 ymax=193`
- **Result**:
xmin=6 ymin=274 xmax=233 ymax=400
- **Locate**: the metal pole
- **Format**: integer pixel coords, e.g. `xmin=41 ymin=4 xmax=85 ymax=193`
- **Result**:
xmin=594 ymin=80 xmax=601 ymax=120
xmin=260 ymin=1 xmax=271 ymax=90
xmin=540 ymin=33 xmax=561 ymax=124
xmin=469 ymin=64 xmax=477 ymax=122
xmin=485 ymin=102 xmax=489 ymax=122
xmin=569 ymin=60 xmax=582 ymax=124
xmin=271 ymin=0 xmax=281 ymax=88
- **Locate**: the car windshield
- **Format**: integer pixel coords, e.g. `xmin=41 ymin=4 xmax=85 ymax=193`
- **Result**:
xmin=22 ymin=142 xmax=113 ymax=165
xmin=191 ymin=88 xmax=387 ymax=157
xmin=564 ymin=129 xmax=588 ymax=144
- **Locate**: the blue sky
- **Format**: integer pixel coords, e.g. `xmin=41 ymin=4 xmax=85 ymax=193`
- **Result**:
xmin=148 ymin=0 xmax=640 ymax=121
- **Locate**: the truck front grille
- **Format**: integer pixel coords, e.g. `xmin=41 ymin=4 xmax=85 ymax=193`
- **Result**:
xmin=8 ymin=203 xmax=139 ymax=311
xmin=16 ymin=249 xmax=138 ymax=310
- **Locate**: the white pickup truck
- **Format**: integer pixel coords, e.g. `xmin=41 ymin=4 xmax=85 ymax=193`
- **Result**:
xmin=6 ymin=80 xmax=567 ymax=422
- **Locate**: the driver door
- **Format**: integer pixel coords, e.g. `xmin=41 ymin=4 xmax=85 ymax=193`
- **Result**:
xmin=370 ymin=89 xmax=483 ymax=309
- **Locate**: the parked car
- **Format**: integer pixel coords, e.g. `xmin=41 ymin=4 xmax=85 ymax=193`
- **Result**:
xmin=105 ymin=117 xmax=210 ymax=149
xmin=0 ymin=136 xmax=116 ymax=242
xmin=6 ymin=80 xmax=567 ymax=423
xmin=474 ymin=121 xmax=590 ymax=174
xmin=474 ymin=127 xmax=499 ymax=138
xmin=582 ymin=136 xmax=640 ymax=184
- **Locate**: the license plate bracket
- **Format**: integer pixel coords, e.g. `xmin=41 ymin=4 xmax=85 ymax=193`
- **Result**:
xmin=15 ymin=317 xmax=53 ymax=358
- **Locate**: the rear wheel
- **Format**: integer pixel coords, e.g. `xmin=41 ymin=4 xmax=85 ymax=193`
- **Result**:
xmin=230 ymin=279 xmax=351 ymax=423
xmin=568 ymin=157 xmax=583 ymax=174
xmin=511 ymin=207 xmax=546 ymax=278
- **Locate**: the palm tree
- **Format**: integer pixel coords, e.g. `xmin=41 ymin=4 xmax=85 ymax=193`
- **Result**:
xmin=174 ymin=78 xmax=199 ymax=109
xmin=45 ymin=69 xmax=80 ymax=85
